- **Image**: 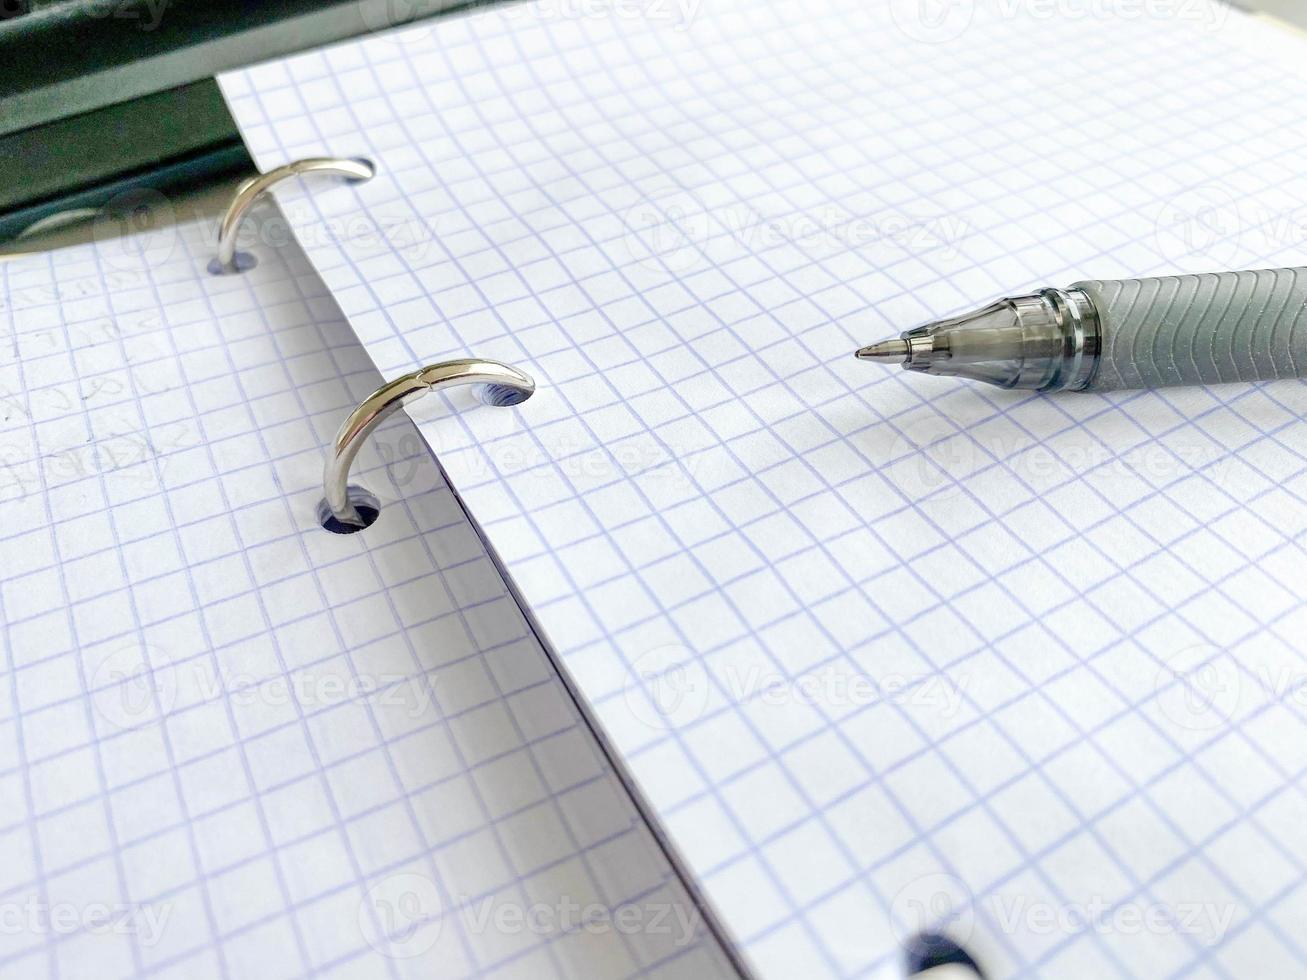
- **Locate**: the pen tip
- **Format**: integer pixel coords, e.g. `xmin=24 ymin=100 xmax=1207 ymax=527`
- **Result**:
xmin=855 ymin=338 xmax=910 ymax=363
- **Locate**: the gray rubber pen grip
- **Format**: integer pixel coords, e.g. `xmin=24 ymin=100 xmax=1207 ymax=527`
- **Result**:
xmin=1072 ymin=268 xmax=1307 ymax=391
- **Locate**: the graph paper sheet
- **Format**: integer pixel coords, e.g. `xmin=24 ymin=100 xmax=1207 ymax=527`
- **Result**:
xmin=0 ymin=212 xmax=733 ymax=979
xmin=223 ymin=1 xmax=1307 ymax=976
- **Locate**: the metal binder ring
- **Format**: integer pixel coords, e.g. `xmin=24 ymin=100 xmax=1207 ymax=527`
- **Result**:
xmin=322 ymin=359 xmax=535 ymax=531
xmin=212 ymin=157 xmax=376 ymax=273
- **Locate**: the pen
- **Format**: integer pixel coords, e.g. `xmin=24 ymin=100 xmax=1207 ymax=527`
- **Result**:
xmin=855 ymin=267 xmax=1307 ymax=391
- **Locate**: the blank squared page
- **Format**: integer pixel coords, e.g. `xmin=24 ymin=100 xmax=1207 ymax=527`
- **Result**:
xmin=223 ymin=3 xmax=1307 ymax=976
xmin=0 ymin=214 xmax=732 ymax=980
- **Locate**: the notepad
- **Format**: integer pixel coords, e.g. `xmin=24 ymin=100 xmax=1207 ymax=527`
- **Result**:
xmin=222 ymin=2 xmax=1307 ymax=975
xmin=0 ymin=211 xmax=731 ymax=979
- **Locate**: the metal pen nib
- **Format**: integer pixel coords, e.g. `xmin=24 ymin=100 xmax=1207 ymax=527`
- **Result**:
xmin=855 ymin=338 xmax=910 ymax=362
xmin=853 ymin=287 xmax=1101 ymax=392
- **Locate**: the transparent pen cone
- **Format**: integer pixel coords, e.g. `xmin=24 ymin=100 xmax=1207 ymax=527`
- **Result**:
xmin=903 ymin=289 xmax=1096 ymax=391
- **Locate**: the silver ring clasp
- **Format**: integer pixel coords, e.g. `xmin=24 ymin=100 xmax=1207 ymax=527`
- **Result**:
xmin=212 ymin=156 xmax=376 ymax=273
xmin=322 ymin=359 xmax=535 ymax=530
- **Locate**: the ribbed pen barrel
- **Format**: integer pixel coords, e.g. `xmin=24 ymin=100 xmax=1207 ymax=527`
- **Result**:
xmin=1073 ymin=268 xmax=1307 ymax=391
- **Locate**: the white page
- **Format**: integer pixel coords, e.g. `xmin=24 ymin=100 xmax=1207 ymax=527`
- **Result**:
xmin=0 ymin=210 xmax=733 ymax=979
xmin=222 ymin=2 xmax=1307 ymax=976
